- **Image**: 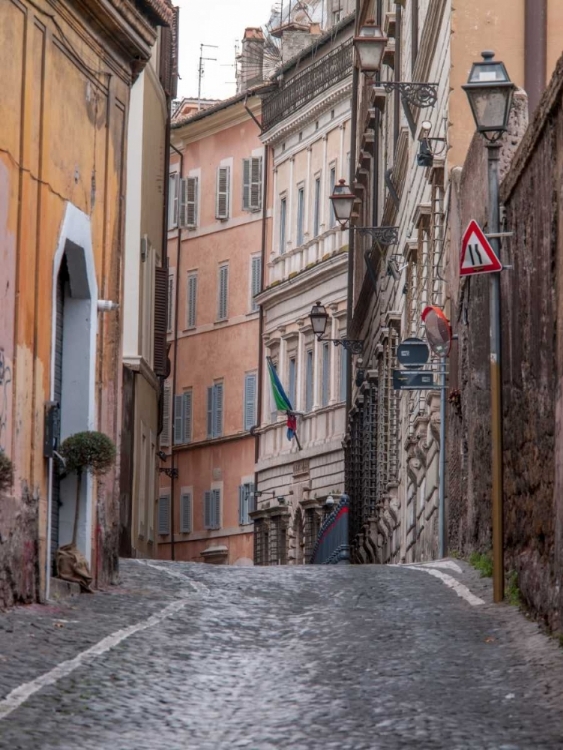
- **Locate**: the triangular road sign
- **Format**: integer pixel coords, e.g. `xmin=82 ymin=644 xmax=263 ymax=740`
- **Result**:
xmin=460 ymin=219 xmax=502 ymax=276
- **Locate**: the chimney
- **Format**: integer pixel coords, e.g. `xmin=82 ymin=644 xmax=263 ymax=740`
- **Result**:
xmin=238 ymin=27 xmax=265 ymax=92
xmin=272 ymin=22 xmax=322 ymax=64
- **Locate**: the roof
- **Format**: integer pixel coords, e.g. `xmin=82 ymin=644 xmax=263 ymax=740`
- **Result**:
xmin=138 ymin=0 xmax=175 ymax=26
xmin=171 ymin=84 xmax=274 ymax=130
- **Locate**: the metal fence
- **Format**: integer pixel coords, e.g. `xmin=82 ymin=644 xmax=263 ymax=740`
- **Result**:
xmin=310 ymin=494 xmax=351 ymax=565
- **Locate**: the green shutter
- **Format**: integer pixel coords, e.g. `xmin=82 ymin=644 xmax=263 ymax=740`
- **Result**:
xmin=212 ymin=489 xmax=221 ymax=529
xmin=158 ymin=494 xmax=170 ymax=535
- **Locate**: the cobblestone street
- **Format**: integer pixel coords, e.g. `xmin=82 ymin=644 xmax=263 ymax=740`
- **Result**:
xmin=1 ymin=560 xmax=563 ymax=749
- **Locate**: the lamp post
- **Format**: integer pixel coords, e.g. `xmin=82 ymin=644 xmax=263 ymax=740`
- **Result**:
xmin=463 ymin=51 xmax=515 ymax=603
xmin=309 ymin=301 xmax=364 ymax=355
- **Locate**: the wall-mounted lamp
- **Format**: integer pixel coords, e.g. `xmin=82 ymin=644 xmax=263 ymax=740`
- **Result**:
xmin=309 ymin=302 xmax=364 ymax=355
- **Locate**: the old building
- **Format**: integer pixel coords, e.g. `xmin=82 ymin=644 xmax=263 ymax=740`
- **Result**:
xmin=252 ymin=14 xmax=355 ymax=565
xmin=0 ymin=0 xmax=175 ymax=607
xmin=157 ymin=84 xmax=269 ymax=565
xmin=120 ymin=16 xmax=178 ymax=559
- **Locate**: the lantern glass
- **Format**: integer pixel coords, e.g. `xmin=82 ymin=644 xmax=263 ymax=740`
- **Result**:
xmin=463 ymin=52 xmax=514 ymax=137
xmin=330 ymin=179 xmax=356 ymax=226
xmin=310 ymin=302 xmax=329 ymax=338
xmin=354 ymin=20 xmax=387 ymax=73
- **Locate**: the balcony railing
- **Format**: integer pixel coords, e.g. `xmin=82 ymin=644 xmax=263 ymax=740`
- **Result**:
xmin=263 ymin=39 xmax=353 ymax=131
xmin=310 ymin=494 xmax=350 ymax=564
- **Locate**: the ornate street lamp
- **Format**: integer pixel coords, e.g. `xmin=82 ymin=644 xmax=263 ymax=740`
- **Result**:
xmin=309 ymin=302 xmax=363 ymax=355
xmin=329 ymin=179 xmax=356 ymax=228
xmin=353 ymin=19 xmax=388 ymax=76
xmin=462 ymin=51 xmax=515 ymax=142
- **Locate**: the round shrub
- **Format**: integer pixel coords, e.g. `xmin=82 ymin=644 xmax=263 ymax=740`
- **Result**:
xmin=60 ymin=431 xmax=116 ymax=477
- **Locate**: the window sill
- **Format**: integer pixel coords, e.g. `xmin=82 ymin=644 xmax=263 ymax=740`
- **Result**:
xmin=214 ymin=318 xmax=229 ymax=326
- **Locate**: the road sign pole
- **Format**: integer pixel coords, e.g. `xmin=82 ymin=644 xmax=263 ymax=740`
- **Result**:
xmin=438 ymin=355 xmax=447 ymax=558
xmin=488 ymin=142 xmax=504 ymax=603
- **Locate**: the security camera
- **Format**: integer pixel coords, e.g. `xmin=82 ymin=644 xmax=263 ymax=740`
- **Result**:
xmin=387 ymin=257 xmax=407 ymax=281
xmin=417 ymin=139 xmax=434 ymax=168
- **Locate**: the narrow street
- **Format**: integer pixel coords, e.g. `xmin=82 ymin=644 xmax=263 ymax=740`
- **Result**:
xmin=1 ymin=561 xmax=563 ymax=749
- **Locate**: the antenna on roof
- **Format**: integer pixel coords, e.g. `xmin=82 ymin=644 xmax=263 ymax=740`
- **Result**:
xmin=198 ymin=43 xmax=218 ymax=111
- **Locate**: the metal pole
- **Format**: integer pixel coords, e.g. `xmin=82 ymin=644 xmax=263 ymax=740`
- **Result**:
xmin=487 ymin=143 xmax=504 ymax=602
xmin=438 ymin=355 xmax=447 ymax=558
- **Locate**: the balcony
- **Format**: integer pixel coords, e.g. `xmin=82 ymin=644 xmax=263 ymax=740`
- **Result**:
xmin=262 ymin=39 xmax=353 ymax=132
xmin=270 ymin=227 xmax=346 ymax=285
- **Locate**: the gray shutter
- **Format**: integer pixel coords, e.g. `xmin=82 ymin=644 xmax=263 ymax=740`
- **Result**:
xmin=251 ymin=256 xmax=261 ymax=311
xmin=180 ymin=492 xmax=192 ymax=533
xmin=216 ymin=166 xmax=230 ymax=220
xmin=322 ymin=343 xmax=330 ymax=406
xmin=248 ymin=483 xmax=256 ymax=515
xmin=158 ymin=494 xmax=170 ymax=535
xmin=244 ymin=373 xmax=257 ymax=431
xmin=213 ymin=382 xmax=224 ymax=438
xmin=238 ymin=485 xmax=245 ymax=525
xmin=288 ymin=358 xmax=296 ymax=408
xmin=173 ymin=394 xmax=183 ymax=444
xmin=204 ymin=490 xmax=212 ymax=528
xmin=242 ymin=158 xmax=251 ymax=210
xmin=306 ymin=350 xmax=314 ymax=412
xmin=218 ymin=265 xmax=228 ymax=320
xmin=179 ymin=177 xmax=188 ymax=227
xmin=207 ymin=387 xmax=213 ymax=438
xmin=212 ymin=488 xmax=221 ymax=529
xmin=250 ymin=156 xmax=262 ymax=211
xmin=187 ymin=274 xmax=197 ymax=328
xmin=186 ymin=177 xmax=198 ymax=228
xmin=161 ymin=383 xmax=171 ymax=446
xmin=182 ymin=391 xmax=192 ymax=443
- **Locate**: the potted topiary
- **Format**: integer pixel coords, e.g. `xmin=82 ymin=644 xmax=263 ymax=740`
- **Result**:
xmin=57 ymin=430 xmax=116 ymax=591
xmin=0 ymin=450 xmax=13 ymax=492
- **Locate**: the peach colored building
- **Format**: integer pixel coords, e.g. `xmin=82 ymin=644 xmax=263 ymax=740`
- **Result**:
xmin=158 ymin=90 xmax=269 ymax=565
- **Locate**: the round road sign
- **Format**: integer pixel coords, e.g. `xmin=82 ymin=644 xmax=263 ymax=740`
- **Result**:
xmin=397 ymin=337 xmax=430 ymax=370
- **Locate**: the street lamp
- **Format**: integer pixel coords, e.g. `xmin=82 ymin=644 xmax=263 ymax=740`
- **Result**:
xmin=309 ymin=302 xmax=364 ymax=355
xmin=353 ymin=19 xmax=388 ymax=76
xmin=329 ymin=179 xmax=356 ymax=228
xmin=463 ymin=50 xmax=514 ymax=603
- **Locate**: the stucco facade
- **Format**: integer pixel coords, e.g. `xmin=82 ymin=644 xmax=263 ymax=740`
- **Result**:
xmin=0 ymin=0 xmax=173 ymax=607
xmin=158 ymin=93 xmax=267 ymax=565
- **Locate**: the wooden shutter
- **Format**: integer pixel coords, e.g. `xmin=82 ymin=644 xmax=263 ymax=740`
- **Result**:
xmin=161 ymin=383 xmax=171 ymax=446
xmin=158 ymin=494 xmax=170 ymax=535
xmin=182 ymin=391 xmax=192 ymax=443
xmin=218 ymin=265 xmax=228 ymax=320
xmin=322 ymin=343 xmax=330 ymax=406
xmin=154 ymin=266 xmax=168 ymax=377
xmin=251 ymin=256 xmax=261 ymax=311
xmin=212 ymin=489 xmax=221 ymax=529
xmin=204 ymin=490 xmax=212 ymax=528
xmin=187 ymin=273 xmax=197 ymax=328
xmin=173 ymin=394 xmax=183 ymax=444
xmin=179 ymin=177 xmax=188 ymax=227
xmin=250 ymin=156 xmax=262 ymax=211
xmin=242 ymin=158 xmax=251 ymax=210
xmin=207 ymin=387 xmax=213 ymax=438
xmin=213 ymin=382 xmax=224 ymax=438
xmin=244 ymin=373 xmax=257 ymax=431
xmin=216 ymin=166 xmax=230 ymax=220
xmin=180 ymin=492 xmax=191 ymax=533
xmin=186 ymin=177 xmax=198 ymax=228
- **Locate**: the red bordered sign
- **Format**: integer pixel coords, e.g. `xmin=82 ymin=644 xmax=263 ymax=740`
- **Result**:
xmin=460 ymin=219 xmax=502 ymax=276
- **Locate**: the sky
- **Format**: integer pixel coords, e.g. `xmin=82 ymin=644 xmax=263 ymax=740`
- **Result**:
xmin=175 ymin=0 xmax=276 ymax=102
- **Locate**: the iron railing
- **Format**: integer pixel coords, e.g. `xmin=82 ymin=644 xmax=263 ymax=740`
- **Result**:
xmin=310 ymin=495 xmax=351 ymax=565
xmin=262 ymin=39 xmax=353 ymax=131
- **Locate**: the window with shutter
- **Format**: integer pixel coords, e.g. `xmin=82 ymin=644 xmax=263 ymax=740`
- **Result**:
xmin=158 ymin=493 xmax=170 ymax=535
xmin=212 ymin=488 xmax=221 ymax=529
xmin=296 ymin=187 xmax=305 ymax=246
xmin=204 ymin=490 xmax=212 ymax=528
xmin=250 ymin=256 xmax=261 ymax=311
xmin=242 ymin=158 xmax=251 ymax=211
xmin=218 ymin=264 xmax=228 ymax=320
xmin=179 ymin=177 xmax=188 ymax=228
xmin=182 ymin=390 xmax=192 ymax=443
xmin=207 ymin=387 xmax=213 ymax=438
xmin=288 ymin=357 xmax=296 ymax=408
xmin=306 ymin=349 xmax=314 ymax=412
xmin=180 ymin=491 xmax=192 ymax=533
xmin=216 ymin=166 xmax=230 ymax=220
xmin=186 ymin=176 xmax=198 ymax=228
xmin=154 ymin=266 xmax=169 ymax=377
xmin=168 ymin=173 xmax=179 ymax=228
xmin=161 ymin=383 xmax=171 ymax=446
xmin=239 ymin=483 xmax=256 ymax=525
xmin=279 ymin=197 xmax=287 ymax=253
xmin=322 ymin=343 xmax=330 ymax=406
xmin=213 ymin=382 xmax=224 ymax=438
xmin=243 ymin=157 xmax=262 ymax=211
xmin=173 ymin=394 xmax=183 ymax=444
xmin=244 ymin=373 xmax=257 ymax=431
xmin=187 ymin=273 xmax=197 ymax=328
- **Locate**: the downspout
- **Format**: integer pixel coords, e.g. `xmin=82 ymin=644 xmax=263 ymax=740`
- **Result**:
xmin=255 ymin=132 xmax=269 ymax=495
xmin=168 ymin=140 xmax=183 ymax=562
xmin=373 ymin=0 xmax=382 ymax=229
xmin=525 ymin=0 xmax=547 ymax=115
xmin=394 ymin=2 xmax=401 ymax=151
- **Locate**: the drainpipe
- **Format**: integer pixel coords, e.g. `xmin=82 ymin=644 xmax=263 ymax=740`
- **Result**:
xmin=255 ymin=138 xmax=269 ymax=498
xmin=525 ymin=0 xmax=547 ymax=115
xmin=373 ymin=0 xmax=382 ymax=229
xmin=168 ymin=140 xmax=183 ymax=562
xmin=394 ymin=2 xmax=401 ymax=150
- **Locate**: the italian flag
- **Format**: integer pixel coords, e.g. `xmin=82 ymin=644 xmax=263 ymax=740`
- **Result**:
xmin=266 ymin=357 xmax=300 ymax=449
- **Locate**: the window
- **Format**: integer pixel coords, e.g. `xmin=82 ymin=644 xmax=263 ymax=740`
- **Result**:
xmin=340 ymin=346 xmax=347 ymax=402
xmin=329 ymin=167 xmax=336 ymax=227
xmin=333 ymin=9 xmax=342 ymax=24
xmin=239 ymin=483 xmax=255 ymax=525
xmin=218 ymin=264 xmax=229 ymax=320
xmin=305 ymin=349 xmax=314 ymax=412
xmin=180 ymin=490 xmax=192 ymax=533
xmin=161 ymin=383 xmax=171 ymax=447
xmin=167 ymin=273 xmax=174 ymax=332
xmin=288 ymin=357 xmax=296 ymax=408
xmin=279 ymin=197 xmax=287 ymax=254
xmin=187 ymin=272 xmax=197 ymax=328
xmin=251 ymin=256 xmax=261 ymax=311
xmin=207 ymin=382 xmax=224 ymax=438
xmin=243 ymin=156 xmax=262 ymax=211
xmin=313 ymin=177 xmax=321 ymax=237
xmin=158 ymin=492 xmax=170 ymax=535
xmin=322 ymin=343 xmax=330 ymax=407
xmin=244 ymin=373 xmax=257 ymax=431
xmin=179 ymin=176 xmax=198 ymax=228
xmin=204 ymin=488 xmax=221 ymax=529
xmin=216 ymin=166 xmax=230 ymax=220
xmin=296 ymin=187 xmax=305 ymax=246
xmin=168 ymin=173 xmax=179 ymax=228
xmin=174 ymin=390 xmax=192 ymax=445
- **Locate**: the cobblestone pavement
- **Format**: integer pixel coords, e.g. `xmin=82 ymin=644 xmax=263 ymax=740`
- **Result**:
xmin=1 ymin=559 xmax=563 ymax=749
